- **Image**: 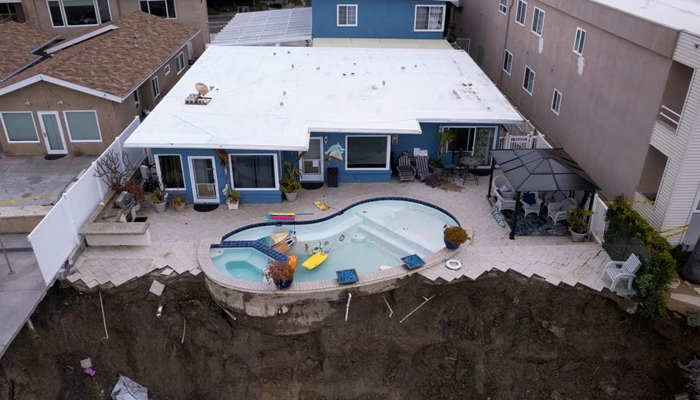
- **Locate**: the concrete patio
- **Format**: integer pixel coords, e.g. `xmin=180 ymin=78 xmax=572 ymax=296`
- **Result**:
xmin=66 ymin=176 xmax=614 ymax=294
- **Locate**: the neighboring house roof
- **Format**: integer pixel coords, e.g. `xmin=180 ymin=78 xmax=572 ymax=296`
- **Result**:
xmin=591 ymin=0 xmax=700 ymax=36
xmin=0 ymin=22 xmax=59 ymax=82
xmin=124 ymin=45 xmax=524 ymax=151
xmin=0 ymin=12 xmax=200 ymax=102
xmin=213 ymin=8 xmax=312 ymax=46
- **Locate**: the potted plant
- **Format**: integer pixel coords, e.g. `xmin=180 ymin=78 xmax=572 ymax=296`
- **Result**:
xmin=566 ymin=206 xmax=594 ymax=242
xmin=222 ymin=184 xmax=242 ymax=210
xmin=123 ymin=179 xmax=146 ymax=212
xmin=264 ymin=259 xmax=294 ymax=289
xmin=432 ymin=129 xmax=456 ymax=177
xmin=150 ymin=187 xmax=168 ymax=213
xmin=171 ymin=193 xmax=187 ymax=212
xmin=444 ymin=226 xmax=469 ymax=250
xmin=280 ymin=160 xmax=302 ymax=202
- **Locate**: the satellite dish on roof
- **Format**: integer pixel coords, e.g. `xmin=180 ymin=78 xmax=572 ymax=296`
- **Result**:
xmin=195 ymin=83 xmax=210 ymax=96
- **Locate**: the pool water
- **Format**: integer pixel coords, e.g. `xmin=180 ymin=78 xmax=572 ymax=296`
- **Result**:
xmin=212 ymin=199 xmax=458 ymax=283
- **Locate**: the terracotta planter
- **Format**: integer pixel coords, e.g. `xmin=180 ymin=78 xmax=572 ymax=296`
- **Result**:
xmin=227 ymin=201 xmax=239 ymax=210
xmin=173 ymin=203 xmax=185 ymax=212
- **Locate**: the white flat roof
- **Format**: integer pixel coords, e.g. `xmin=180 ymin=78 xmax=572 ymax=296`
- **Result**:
xmin=592 ymin=0 xmax=700 ymax=36
xmin=212 ymin=8 xmax=312 ymax=46
xmin=312 ymin=38 xmax=454 ymax=49
xmin=125 ymin=46 xmax=523 ymax=151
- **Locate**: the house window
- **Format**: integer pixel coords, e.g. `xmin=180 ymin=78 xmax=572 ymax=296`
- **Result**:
xmin=156 ymin=155 xmax=185 ymax=190
xmin=176 ymin=52 xmax=186 ymax=74
xmin=152 ymin=76 xmax=160 ymax=98
xmin=531 ymin=7 xmax=545 ymax=36
xmin=551 ymin=89 xmax=562 ymax=115
xmin=523 ymin=66 xmax=535 ymax=95
xmin=346 ymin=136 xmax=390 ymax=169
xmin=133 ymin=90 xmax=140 ymax=109
xmin=414 ymin=5 xmax=445 ymax=32
xmin=503 ymin=50 xmax=513 ymax=75
xmin=46 ymin=0 xmax=111 ymax=27
xmin=139 ymin=0 xmax=176 ymax=19
xmin=515 ymin=0 xmax=527 ymax=26
xmin=164 ymin=64 xmax=171 ymax=75
xmin=573 ymin=27 xmax=586 ymax=55
xmin=0 ymin=112 xmax=39 ymax=142
xmin=64 ymin=110 xmax=101 ymax=142
xmin=337 ymin=4 xmax=357 ymax=27
xmin=498 ymin=0 xmax=507 ymax=14
xmin=230 ymin=155 xmax=278 ymax=189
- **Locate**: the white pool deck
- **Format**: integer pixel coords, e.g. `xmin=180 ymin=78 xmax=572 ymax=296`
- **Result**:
xmin=66 ymin=177 xmax=613 ymax=294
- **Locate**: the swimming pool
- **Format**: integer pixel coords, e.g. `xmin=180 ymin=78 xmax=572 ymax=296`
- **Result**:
xmin=211 ymin=199 xmax=459 ymax=283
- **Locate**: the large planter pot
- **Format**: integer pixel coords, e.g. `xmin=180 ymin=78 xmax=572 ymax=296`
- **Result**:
xmin=284 ymin=191 xmax=298 ymax=202
xmin=276 ymin=278 xmax=293 ymax=290
xmin=173 ymin=203 xmax=185 ymax=212
xmin=571 ymin=231 xmax=587 ymax=242
xmin=444 ymin=240 xmax=460 ymax=250
xmin=227 ymin=201 xmax=239 ymax=210
xmin=133 ymin=203 xmax=142 ymax=212
xmin=153 ymin=201 xmax=167 ymax=213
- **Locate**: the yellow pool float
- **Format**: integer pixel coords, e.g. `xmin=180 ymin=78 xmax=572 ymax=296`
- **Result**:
xmin=302 ymin=252 xmax=328 ymax=270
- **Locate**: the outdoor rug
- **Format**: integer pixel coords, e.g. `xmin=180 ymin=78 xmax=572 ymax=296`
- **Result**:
xmin=193 ymin=204 xmax=219 ymax=212
xmin=501 ymin=209 xmax=568 ymax=237
xmin=44 ymin=154 xmax=66 ymax=161
xmin=301 ymin=182 xmax=324 ymax=190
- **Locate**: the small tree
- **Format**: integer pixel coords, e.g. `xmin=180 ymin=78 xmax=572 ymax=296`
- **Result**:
xmin=435 ymin=129 xmax=455 ymax=166
xmin=93 ymin=150 xmax=137 ymax=191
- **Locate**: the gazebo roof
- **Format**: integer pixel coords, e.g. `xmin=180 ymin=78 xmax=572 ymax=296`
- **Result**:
xmin=492 ymin=148 xmax=600 ymax=192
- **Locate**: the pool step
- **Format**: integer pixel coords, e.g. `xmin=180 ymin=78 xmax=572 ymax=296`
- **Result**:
xmin=358 ymin=222 xmax=431 ymax=258
xmin=295 ymin=215 xmax=364 ymax=242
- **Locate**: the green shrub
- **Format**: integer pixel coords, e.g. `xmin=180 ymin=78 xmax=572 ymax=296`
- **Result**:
xmin=604 ymin=195 xmax=676 ymax=318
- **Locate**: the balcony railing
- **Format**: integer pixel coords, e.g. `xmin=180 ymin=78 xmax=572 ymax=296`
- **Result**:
xmin=659 ymin=105 xmax=681 ymax=129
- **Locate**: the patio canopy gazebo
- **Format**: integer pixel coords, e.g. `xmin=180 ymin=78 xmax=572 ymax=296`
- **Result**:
xmin=487 ymin=148 xmax=601 ymax=239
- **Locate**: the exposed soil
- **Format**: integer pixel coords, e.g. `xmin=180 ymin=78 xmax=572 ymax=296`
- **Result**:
xmin=1 ymin=272 xmax=698 ymax=400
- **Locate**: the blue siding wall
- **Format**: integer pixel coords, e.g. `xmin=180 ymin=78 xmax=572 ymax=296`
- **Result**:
xmin=151 ymin=148 xmax=283 ymax=204
xmin=312 ymin=0 xmax=447 ymax=39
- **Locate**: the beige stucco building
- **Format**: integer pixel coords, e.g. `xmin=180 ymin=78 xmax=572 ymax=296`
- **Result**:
xmin=455 ymin=0 xmax=700 ymax=249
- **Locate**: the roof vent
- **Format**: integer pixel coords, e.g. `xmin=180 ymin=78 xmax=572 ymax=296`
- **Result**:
xmin=185 ymin=83 xmax=212 ymax=106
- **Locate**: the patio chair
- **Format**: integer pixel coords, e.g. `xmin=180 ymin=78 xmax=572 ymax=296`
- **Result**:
xmin=547 ymin=197 xmax=576 ymax=224
xmin=492 ymin=175 xmax=516 ymax=212
xmin=441 ymin=153 xmax=456 ymax=181
xmin=415 ymin=156 xmax=441 ymax=188
xmin=397 ymin=155 xmax=416 ymax=182
xmin=600 ymin=253 xmax=642 ymax=293
xmin=471 ymin=167 xmax=493 ymax=186
xmin=520 ymin=192 xmax=542 ymax=217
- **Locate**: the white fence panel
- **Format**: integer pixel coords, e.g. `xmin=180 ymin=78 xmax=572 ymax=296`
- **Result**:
xmin=118 ymin=118 xmax=145 ymax=167
xmin=27 ymin=116 xmax=141 ymax=285
xmin=28 ymin=199 xmax=79 ymax=284
xmin=590 ymin=194 xmax=608 ymax=244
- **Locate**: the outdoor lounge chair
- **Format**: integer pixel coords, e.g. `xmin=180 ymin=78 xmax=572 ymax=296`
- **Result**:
xmin=415 ymin=156 xmax=441 ymax=188
xmin=547 ymin=197 xmax=576 ymax=224
xmin=441 ymin=153 xmax=456 ymax=180
xmin=520 ymin=192 xmax=542 ymax=217
xmin=397 ymin=155 xmax=416 ymax=182
xmin=492 ymin=175 xmax=516 ymax=212
xmin=600 ymin=253 xmax=642 ymax=293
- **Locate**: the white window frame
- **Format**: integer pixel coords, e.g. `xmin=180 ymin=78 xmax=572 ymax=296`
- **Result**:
xmin=228 ymin=153 xmax=280 ymax=191
xmin=573 ymin=27 xmax=586 ymax=56
xmin=154 ymin=154 xmax=186 ymax=191
xmin=139 ymin=0 xmax=177 ymax=19
xmin=414 ymin=4 xmax=446 ymax=32
xmin=164 ymin=64 xmax=171 ymax=75
xmin=337 ymin=4 xmax=357 ymax=27
xmin=0 ymin=111 xmax=40 ymax=143
xmin=133 ymin=89 xmax=140 ymax=109
xmin=176 ymin=52 xmax=186 ymax=74
xmin=551 ymin=89 xmax=562 ymax=116
xmin=63 ymin=110 xmax=102 ymax=142
xmin=531 ymin=7 xmax=545 ymax=36
xmin=503 ymin=50 xmax=513 ymax=76
xmin=515 ymin=0 xmax=527 ymax=26
xmin=45 ymin=0 xmax=111 ymax=28
xmin=345 ymin=135 xmax=391 ymax=171
xmin=498 ymin=0 xmax=507 ymax=15
xmin=523 ymin=66 xmax=535 ymax=95
xmin=188 ymin=156 xmax=220 ymax=203
xmin=152 ymin=76 xmax=160 ymax=98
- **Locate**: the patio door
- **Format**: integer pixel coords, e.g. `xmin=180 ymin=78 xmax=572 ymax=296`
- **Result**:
xmin=473 ymin=127 xmax=496 ymax=164
xmin=188 ymin=156 xmax=219 ymax=203
xmin=300 ymin=137 xmax=324 ymax=181
xmin=38 ymin=111 xmax=67 ymax=155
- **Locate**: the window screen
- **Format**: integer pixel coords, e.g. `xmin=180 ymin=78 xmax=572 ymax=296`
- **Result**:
xmin=347 ymin=137 xmax=388 ymax=169
xmin=65 ymin=111 xmax=100 ymax=141
xmin=1 ymin=112 xmax=38 ymax=142
xmin=231 ymin=155 xmax=276 ymax=189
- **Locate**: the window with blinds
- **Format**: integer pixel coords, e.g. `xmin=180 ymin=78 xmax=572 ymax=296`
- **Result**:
xmin=346 ymin=136 xmax=389 ymax=169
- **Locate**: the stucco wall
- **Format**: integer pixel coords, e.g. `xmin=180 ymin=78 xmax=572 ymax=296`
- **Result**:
xmin=454 ymin=0 xmax=676 ymax=200
xmin=312 ymin=0 xmax=447 ymax=39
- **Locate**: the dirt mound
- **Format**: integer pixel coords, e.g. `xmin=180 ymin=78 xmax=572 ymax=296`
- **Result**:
xmin=0 ymin=273 xmax=696 ymax=399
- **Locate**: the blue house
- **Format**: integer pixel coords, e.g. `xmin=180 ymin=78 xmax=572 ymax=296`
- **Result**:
xmin=124 ymin=45 xmax=522 ymax=204
xmin=312 ymin=0 xmax=452 ymax=40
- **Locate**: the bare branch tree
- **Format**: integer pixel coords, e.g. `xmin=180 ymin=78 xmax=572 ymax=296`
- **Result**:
xmin=93 ymin=150 xmax=137 ymax=191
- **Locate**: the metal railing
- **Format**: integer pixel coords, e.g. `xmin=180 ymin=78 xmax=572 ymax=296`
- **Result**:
xmin=659 ymin=105 xmax=681 ymax=129
xmin=453 ymin=38 xmax=471 ymax=53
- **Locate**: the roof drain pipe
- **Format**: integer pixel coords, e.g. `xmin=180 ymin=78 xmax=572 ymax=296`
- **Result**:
xmin=499 ymin=0 xmax=516 ymax=88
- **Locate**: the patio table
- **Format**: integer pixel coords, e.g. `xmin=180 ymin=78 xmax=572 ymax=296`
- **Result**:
xmin=459 ymin=156 xmax=483 ymax=183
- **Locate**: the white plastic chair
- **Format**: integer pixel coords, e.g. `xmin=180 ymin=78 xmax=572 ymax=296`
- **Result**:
xmin=547 ymin=197 xmax=576 ymax=224
xmin=600 ymin=254 xmax=642 ymax=292
xmin=492 ymin=175 xmax=516 ymax=212
xmin=520 ymin=192 xmax=542 ymax=217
